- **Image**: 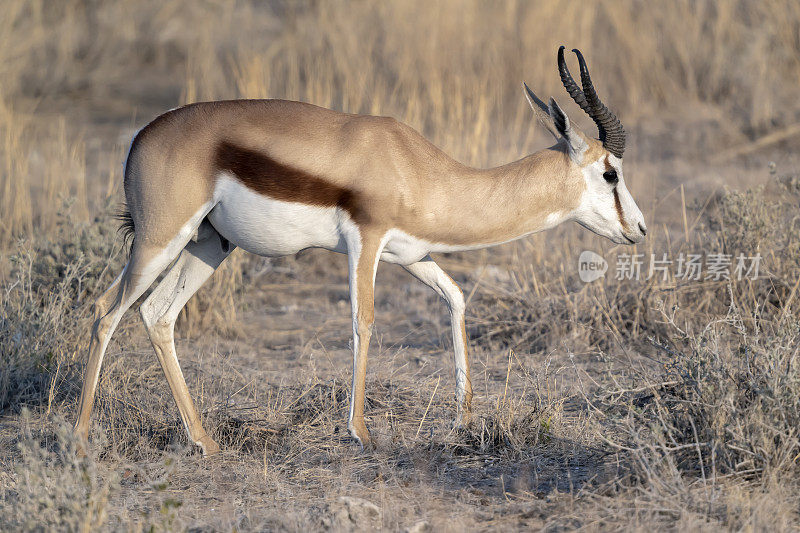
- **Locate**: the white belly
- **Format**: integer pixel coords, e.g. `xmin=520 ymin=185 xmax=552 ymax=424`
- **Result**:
xmin=208 ymin=174 xmax=346 ymax=257
xmin=207 ymin=173 xmax=452 ymax=265
xmin=380 ymin=229 xmax=434 ymax=264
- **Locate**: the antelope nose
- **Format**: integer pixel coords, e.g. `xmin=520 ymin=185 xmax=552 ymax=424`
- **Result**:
xmin=638 ymin=222 xmax=647 ymax=236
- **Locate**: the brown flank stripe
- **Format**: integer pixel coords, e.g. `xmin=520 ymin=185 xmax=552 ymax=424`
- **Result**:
xmin=214 ymin=141 xmax=368 ymax=224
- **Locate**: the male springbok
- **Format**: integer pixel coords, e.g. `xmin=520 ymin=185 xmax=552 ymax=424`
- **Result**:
xmin=74 ymin=47 xmax=646 ymax=455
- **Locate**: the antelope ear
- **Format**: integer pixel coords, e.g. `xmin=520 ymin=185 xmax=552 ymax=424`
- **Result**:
xmin=522 ymin=82 xmax=559 ymax=140
xmin=548 ymin=98 xmax=587 ymax=161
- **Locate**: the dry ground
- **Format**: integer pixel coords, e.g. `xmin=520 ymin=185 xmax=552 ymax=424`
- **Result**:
xmin=2 ymin=1 xmax=800 ymax=531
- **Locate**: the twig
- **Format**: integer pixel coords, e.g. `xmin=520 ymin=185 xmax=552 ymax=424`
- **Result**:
xmin=711 ymin=122 xmax=800 ymax=162
xmin=596 ymin=432 xmax=637 ymax=452
xmin=500 ymin=349 xmax=512 ymax=408
xmin=465 ymin=263 xmax=487 ymax=307
xmin=680 ymin=184 xmax=689 ymax=243
xmin=598 ymin=380 xmax=681 ymax=399
xmin=415 ymin=377 xmax=440 ymax=438
xmin=780 ymin=275 xmax=800 ymax=323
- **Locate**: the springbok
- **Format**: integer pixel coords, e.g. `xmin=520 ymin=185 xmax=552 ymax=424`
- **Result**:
xmin=74 ymin=46 xmax=646 ymax=455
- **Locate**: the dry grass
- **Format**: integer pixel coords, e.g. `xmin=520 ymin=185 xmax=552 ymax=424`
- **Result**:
xmin=2 ymin=0 xmax=800 ymax=530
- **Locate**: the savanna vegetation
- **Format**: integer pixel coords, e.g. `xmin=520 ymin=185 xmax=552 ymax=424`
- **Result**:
xmin=2 ymin=1 xmax=800 ymax=530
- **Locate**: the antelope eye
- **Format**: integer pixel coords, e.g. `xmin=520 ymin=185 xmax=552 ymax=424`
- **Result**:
xmin=603 ymin=169 xmax=618 ymax=184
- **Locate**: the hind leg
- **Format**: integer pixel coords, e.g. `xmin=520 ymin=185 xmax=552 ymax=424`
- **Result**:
xmin=403 ymin=256 xmax=472 ymax=425
xmin=73 ymin=269 xmax=125 ymax=442
xmin=139 ymin=222 xmax=233 ymax=456
xmin=74 ymin=239 xmax=190 ymax=443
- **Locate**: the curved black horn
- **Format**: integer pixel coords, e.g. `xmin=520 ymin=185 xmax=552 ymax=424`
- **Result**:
xmin=557 ymin=46 xmax=626 ymax=158
xmin=572 ymin=48 xmax=625 ymax=158
xmin=557 ymin=46 xmax=592 ymax=117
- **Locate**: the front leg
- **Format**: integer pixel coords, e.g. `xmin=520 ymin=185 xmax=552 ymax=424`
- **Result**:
xmin=345 ymin=230 xmax=385 ymax=449
xmin=403 ymin=256 xmax=473 ymax=425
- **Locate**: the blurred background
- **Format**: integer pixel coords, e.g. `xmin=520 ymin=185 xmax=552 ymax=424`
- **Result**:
xmin=3 ymin=1 xmax=800 ymax=530
xmin=2 ymin=0 xmax=799 ymax=241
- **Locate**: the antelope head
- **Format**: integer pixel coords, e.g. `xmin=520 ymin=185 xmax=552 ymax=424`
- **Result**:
xmin=525 ymin=46 xmax=647 ymax=245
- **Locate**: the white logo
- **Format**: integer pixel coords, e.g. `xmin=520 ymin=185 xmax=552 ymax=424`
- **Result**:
xmin=578 ymin=250 xmax=607 ymax=283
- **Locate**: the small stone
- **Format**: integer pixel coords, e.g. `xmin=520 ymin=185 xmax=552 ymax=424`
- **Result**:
xmin=403 ymin=520 xmax=432 ymax=533
xmin=324 ymin=496 xmax=381 ymax=531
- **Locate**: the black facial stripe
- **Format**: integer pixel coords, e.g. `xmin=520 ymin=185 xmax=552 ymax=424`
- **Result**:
xmin=613 ymin=187 xmax=629 ymax=231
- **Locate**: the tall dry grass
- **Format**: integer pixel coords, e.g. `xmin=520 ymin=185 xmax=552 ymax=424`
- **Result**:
xmin=2 ymin=0 xmax=798 ymax=333
xmin=2 ymin=1 xmax=800 ymax=530
xmin=1 ymin=0 xmax=800 ymax=249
